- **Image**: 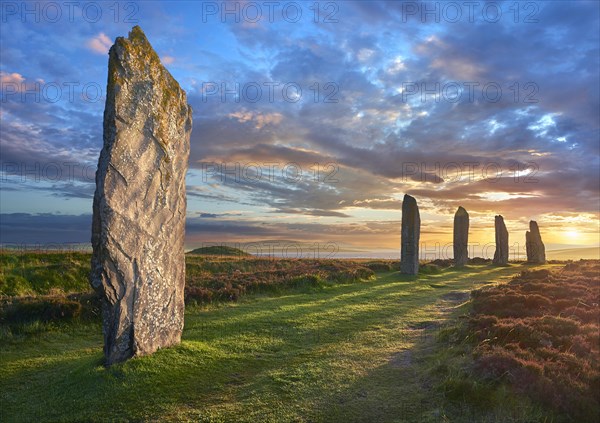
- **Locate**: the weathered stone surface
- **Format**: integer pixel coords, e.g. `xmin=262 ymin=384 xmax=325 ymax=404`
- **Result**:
xmin=400 ymin=194 xmax=420 ymax=275
xmin=526 ymin=220 xmax=546 ymax=264
xmin=90 ymin=26 xmax=192 ymax=365
xmin=453 ymin=206 xmax=469 ymax=267
xmin=493 ymin=215 xmax=509 ymax=265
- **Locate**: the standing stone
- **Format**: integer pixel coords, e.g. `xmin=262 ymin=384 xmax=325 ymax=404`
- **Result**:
xmin=526 ymin=220 xmax=546 ymax=264
xmin=90 ymin=26 xmax=192 ymax=365
xmin=400 ymin=194 xmax=420 ymax=275
xmin=493 ymin=215 xmax=509 ymax=265
xmin=453 ymin=206 xmax=469 ymax=267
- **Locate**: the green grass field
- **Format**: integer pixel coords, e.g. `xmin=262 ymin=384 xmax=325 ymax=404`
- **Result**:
xmin=0 ymin=261 xmax=564 ymax=422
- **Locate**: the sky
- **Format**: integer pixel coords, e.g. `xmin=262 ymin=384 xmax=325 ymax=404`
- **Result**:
xmin=1 ymin=0 xmax=599 ymax=258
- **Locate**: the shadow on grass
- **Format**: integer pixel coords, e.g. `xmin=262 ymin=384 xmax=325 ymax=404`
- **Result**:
xmin=0 ymin=263 xmax=557 ymax=422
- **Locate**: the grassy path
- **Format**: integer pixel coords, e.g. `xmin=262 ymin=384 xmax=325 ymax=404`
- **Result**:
xmin=0 ymin=263 xmax=558 ymax=422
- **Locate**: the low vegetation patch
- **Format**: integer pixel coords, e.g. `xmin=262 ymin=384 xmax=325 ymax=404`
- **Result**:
xmin=1 ymin=296 xmax=82 ymax=324
xmin=185 ymin=258 xmax=375 ymax=303
xmin=186 ymin=246 xmax=251 ymax=257
xmin=0 ymin=251 xmax=91 ymax=296
xmin=439 ymin=260 xmax=600 ymax=422
xmin=1 ymin=252 xmax=379 ymax=330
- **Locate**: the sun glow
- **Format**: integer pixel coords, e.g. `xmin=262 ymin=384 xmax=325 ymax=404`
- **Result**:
xmin=564 ymin=230 xmax=581 ymax=240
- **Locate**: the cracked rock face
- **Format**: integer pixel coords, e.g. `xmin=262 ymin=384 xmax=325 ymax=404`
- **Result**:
xmin=493 ymin=215 xmax=509 ymax=265
xmin=453 ymin=206 xmax=469 ymax=267
xmin=526 ymin=220 xmax=546 ymax=264
xmin=400 ymin=194 xmax=420 ymax=275
xmin=90 ymin=26 xmax=192 ymax=365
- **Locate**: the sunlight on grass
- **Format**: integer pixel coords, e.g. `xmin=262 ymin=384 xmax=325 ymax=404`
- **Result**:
xmin=0 ymin=263 xmax=563 ymax=422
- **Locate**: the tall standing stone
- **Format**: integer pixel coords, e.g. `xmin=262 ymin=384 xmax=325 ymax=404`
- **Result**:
xmin=453 ymin=206 xmax=469 ymax=267
xmin=90 ymin=26 xmax=192 ymax=365
xmin=526 ymin=220 xmax=546 ymax=264
xmin=400 ymin=194 xmax=420 ymax=275
xmin=493 ymin=215 xmax=509 ymax=265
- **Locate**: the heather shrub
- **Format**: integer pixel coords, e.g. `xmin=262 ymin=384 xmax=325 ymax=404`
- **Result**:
xmin=465 ymin=261 xmax=600 ymax=421
xmin=1 ymin=297 xmax=81 ymax=324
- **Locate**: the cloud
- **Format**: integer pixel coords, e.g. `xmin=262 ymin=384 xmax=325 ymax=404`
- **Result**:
xmin=2 ymin=1 xmax=599 ymax=250
xmin=0 ymin=72 xmax=47 ymax=94
xmin=0 ymin=213 xmax=92 ymax=244
xmin=228 ymin=110 xmax=283 ymax=129
xmin=199 ymin=212 xmax=218 ymax=218
xmin=162 ymin=55 xmax=175 ymax=64
xmin=272 ymin=208 xmax=351 ymax=218
xmin=86 ymin=33 xmax=112 ymax=55
xmin=0 ymin=71 xmax=25 ymax=85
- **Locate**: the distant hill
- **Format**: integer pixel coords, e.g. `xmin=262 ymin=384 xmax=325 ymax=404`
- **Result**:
xmin=186 ymin=246 xmax=251 ymax=256
xmin=546 ymin=247 xmax=600 ymax=260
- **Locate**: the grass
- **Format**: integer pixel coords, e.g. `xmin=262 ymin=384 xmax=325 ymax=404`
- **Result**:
xmin=1 ymin=253 xmax=376 ymax=329
xmin=0 ymin=252 xmax=91 ymax=296
xmin=0 ymin=261 xmax=565 ymax=422
xmin=0 ymin=252 xmax=376 ymax=301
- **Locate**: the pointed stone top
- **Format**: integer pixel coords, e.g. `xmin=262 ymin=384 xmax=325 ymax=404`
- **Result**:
xmin=111 ymin=25 xmax=159 ymax=63
xmin=124 ymin=26 xmax=155 ymax=51
xmin=456 ymin=206 xmax=468 ymax=216
xmin=403 ymin=194 xmax=417 ymax=204
xmin=107 ymin=25 xmax=190 ymax=149
xmin=114 ymin=25 xmax=148 ymax=45
xmin=129 ymin=25 xmax=146 ymax=41
xmin=530 ymin=220 xmax=540 ymax=231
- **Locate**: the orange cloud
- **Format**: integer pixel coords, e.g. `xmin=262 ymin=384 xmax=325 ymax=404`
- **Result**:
xmin=0 ymin=71 xmax=25 ymax=85
xmin=0 ymin=72 xmax=45 ymax=93
xmin=228 ymin=110 xmax=283 ymax=129
xmin=86 ymin=33 xmax=112 ymax=54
